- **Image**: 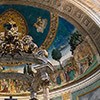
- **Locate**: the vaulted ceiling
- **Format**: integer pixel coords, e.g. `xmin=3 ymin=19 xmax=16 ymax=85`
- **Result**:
xmin=0 ymin=0 xmax=100 ymax=53
xmin=0 ymin=0 xmax=99 ymax=97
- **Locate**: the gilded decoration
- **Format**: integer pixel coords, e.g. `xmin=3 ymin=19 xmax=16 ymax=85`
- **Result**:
xmin=62 ymin=91 xmax=70 ymax=100
xmin=0 ymin=9 xmax=28 ymax=39
xmin=0 ymin=79 xmax=29 ymax=94
xmin=40 ymin=13 xmax=58 ymax=49
xmin=0 ymin=9 xmax=59 ymax=50
xmin=0 ymin=9 xmax=58 ymax=66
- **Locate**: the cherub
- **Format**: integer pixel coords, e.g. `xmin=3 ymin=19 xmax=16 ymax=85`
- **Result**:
xmin=22 ymin=35 xmax=38 ymax=53
xmin=34 ymin=17 xmax=47 ymax=33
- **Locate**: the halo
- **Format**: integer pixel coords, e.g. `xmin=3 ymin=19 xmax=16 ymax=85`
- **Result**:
xmin=0 ymin=9 xmax=28 ymax=39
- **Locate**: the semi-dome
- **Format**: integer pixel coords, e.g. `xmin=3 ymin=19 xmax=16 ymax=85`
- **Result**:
xmin=0 ymin=1 xmax=99 ymax=100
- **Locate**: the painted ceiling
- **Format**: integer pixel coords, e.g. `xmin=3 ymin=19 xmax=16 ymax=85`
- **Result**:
xmin=0 ymin=4 xmax=74 ymax=46
xmin=0 ymin=5 xmax=51 ymax=47
xmin=0 ymin=4 xmax=97 ymax=73
xmin=0 ymin=4 xmax=98 ymax=95
xmin=0 ymin=4 xmax=75 ymax=65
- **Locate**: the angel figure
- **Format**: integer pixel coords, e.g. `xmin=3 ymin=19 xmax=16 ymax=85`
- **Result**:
xmin=34 ymin=17 xmax=47 ymax=33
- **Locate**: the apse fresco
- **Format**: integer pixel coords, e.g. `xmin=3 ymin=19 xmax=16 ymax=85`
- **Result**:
xmin=0 ymin=79 xmax=29 ymax=94
xmin=79 ymin=88 xmax=100 ymax=100
xmin=0 ymin=4 xmax=98 ymax=94
xmin=0 ymin=5 xmax=51 ymax=47
xmin=47 ymin=18 xmax=97 ymax=87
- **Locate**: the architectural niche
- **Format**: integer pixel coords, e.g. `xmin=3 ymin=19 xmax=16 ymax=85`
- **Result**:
xmin=0 ymin=0 xmax=99 ymax=100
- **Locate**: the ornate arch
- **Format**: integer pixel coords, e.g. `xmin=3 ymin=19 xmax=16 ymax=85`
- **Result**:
xmin=0 ymin=0 xmax=99 ymax=98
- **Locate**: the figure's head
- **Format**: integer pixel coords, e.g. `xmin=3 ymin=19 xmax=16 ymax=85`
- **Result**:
xmin=22 ymin=35 xmax=33 ymax=44
xmin=3 ymin=20 xmax=18 ymax=32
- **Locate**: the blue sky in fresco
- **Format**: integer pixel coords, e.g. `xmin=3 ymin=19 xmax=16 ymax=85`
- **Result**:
xmin=49 ymin=17 xmax=75 ymax=49
xmin=48 ymin=17 xmax=75 ymax=63
xmin=0 ymin=4 xmax=76 ymax=67
xmin=0 ymin=5 xmax=50 ymax=47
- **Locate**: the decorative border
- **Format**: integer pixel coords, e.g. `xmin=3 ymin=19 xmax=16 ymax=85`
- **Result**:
xmin=0 ymin=92 xmax=30 ymax=96
xmin=40 ymin=13 xmax=58 ymax=49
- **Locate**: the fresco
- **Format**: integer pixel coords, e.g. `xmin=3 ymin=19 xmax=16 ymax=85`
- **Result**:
xmin=0 ymin=79 xmax=29 ymax=94
xmin=79 ymin=88 xmax=100 ymax=100
xmin=0 ymin=5 xmax=51 ymax=47
xmin=50 ymin=96 xmax=62 ymax=100
xmin=47 ymin=18 xmax=97 ymax=87
xmin=0 ymin=4 xmax=98 ymax=93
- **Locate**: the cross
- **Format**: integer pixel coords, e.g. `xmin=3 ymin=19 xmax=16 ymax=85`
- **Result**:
xmin=5 ymin=96 xmax=17 ymax=100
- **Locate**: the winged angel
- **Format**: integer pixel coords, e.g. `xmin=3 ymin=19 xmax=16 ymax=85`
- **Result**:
xmin=34 ymin=17 xmax=47 ymax=33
